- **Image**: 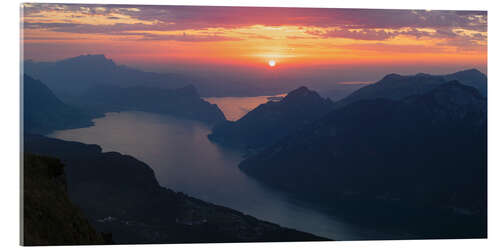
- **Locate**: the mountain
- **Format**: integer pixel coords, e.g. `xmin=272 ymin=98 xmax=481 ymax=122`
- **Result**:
xmin=23 ymin=135 xmax=327 ymax=244
xmin=317 ymin=83 xmax=369 ymax=101
xmin=23 ymin=54 xmax=280 ymax=98
xmin=23 ymin=153 xmax=111 ymax=245
xmin=23 ymin=55 xmax=188 ymax=100
xmin=23 ymin=74 xmax=98 ymax=134
xmin=444 ymin=69 xmax=487 ymax=95
xmin=208 ymin=86 xmax=334 ymax=150
xmin=239 ymin=82 xmax=486 ymax=238
xmin=334 ymin=69 xmax=486 ymax=108
xmin=75 ymin=84 xmax=226 ymax=124
xmin=24 ymin=58 xmax=225 ymax=124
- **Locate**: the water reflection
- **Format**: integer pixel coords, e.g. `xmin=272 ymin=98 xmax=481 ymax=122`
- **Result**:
xmin=204 ymin=94 xmax=285 ymax=121
xmin=50 ymin=111 xmax=388 ymax=240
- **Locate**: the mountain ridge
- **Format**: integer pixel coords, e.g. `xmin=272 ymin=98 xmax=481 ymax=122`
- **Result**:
xmin=75 ymin=84 xmax=226 ymax=124
xmin=334 ymin=68 xmax=486 ymax=108
xmin=238 ymin=81 xmax=486 ymax=238
xmin=23 ymin=55 xmax=189 ymax=100
xmin=208 ymin=86 xmax=333 ymax=149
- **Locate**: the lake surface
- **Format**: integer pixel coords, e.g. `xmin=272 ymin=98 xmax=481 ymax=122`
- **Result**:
xmin=49 ymin=100 xmax=396 ymax=240
xmin=204 ymin=94 xmax=285 ymax=121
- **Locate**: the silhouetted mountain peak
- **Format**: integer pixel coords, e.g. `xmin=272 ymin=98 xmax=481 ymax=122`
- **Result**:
xmin=290 ymin=86 xmax=310 ymax=94
xmin=443 ymin=69 xmax=487 ymax=96
xmin=381 ymin=73 xmax=403 ymax=81
xmin=23 ymin=54 xmax=193 ymax=98
xmin=283 ymin=86 xmax=324 ymax=103
xmin=335 ymin=69 xmax=487 ymax=108
xmin=208 ymin=86 xmax=333 ymax=149
xmin=59 ymin=54 xmax=116 ymax=67
xmin=453 ymin=68 xmax=483 ymax=76
xmin=445 ymin=69 xmax=486 ymax=83
xmin=380 ymin=72 xmax=441 ymax=84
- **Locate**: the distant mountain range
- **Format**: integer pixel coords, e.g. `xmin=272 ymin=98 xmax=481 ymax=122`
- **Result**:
xmin=239 ymin=82 xmax=486 ymax=238
xmin=26 ymin=55 xmax=485 ymax=103
xmin=23 ymin=135 xmax=327 ymax=244
xmin=335 ymin=69 xmax=486 ymax=108
xmin=23 ymin=74 xmax=99 ymax=134
xmin=208 ymin=87 xmax=333 ymax=149
xmin=24 ymin=55 xmax=188 ymax=100
xmin=23 ymin=54 xmax=287 ymax=98
xmin=208 ymin=69 xmax=486 ymax=151
xmin=23 ymin=74 xmax=226 ymax=134
xmin=75 ymin=84 xmax=226 ymax=124
xmin=22 ymin=54 xmax=375 ymax=99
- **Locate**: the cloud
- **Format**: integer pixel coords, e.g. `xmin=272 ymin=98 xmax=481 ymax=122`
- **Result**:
xmin=23 ymin=22 xmax=79 ymax=29
xmin=307 ymin=29 xmax=396 ymax=41
xmin=437 ymin=38 xmax=486 ymax=52
xmin=23 ymin=4 xmax=487 ymax=31
xmin=129 ymin=32 xmax=241 ymax=42
xmin=286 ymin=35 xmax=312 ymax=40
xmin=22 ymin=22 xmax=239 ymax=42
xmin=338 ymin=43 xmax=451 ymax=54
xmin=21 ymin=3 xmax=487 ymax=49
xmin=236 ymin=32 xmax=274 ymax=40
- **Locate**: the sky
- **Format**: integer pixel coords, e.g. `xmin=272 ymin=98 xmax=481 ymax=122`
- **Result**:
xmin=21 ymin=3 xmax=487 ymax=78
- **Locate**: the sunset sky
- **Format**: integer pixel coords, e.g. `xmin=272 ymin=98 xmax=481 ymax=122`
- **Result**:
xmin=21 ymin=3 xmax=487 ymax=74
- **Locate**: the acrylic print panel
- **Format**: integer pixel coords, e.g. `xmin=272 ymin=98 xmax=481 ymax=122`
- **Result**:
xmin=21 ymin=2 xmax=487 ymax=245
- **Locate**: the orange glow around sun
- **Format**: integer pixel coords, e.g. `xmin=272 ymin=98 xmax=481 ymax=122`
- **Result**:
xmin=21 ymin=4 xmax=487 ymax=70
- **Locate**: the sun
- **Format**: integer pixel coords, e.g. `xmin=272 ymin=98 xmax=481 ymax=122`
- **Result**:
xmin=268 ymin=60 xmax=276 ymax=67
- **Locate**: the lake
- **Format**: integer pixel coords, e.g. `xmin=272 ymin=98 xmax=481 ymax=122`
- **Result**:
xmin=49 ymin=96 xmax=395 ymax=240
xmin=204 ymin=94 xmax=285 ymax=121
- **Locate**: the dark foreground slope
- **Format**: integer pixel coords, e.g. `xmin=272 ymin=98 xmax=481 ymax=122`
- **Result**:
xmin=335 ymin=69 xmax=486 ymax=108
xmin=23 ymin=153 xmax=110 ymax=245
xmin=23 ymin=74 xmax=98 ymax=134
xmin=23 ymin=135 xmax=327 ymax=244
xmin=208 ymin=87 xmax=333 ymax=149
xmin=76 ymin=84 xmax=226 ymax=124
xmin=240 ymin=82 xmax=487 ymax=239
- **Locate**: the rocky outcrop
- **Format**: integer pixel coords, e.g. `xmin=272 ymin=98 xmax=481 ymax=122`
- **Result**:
xmin=22 ymin=153 xmax=111 ymax=245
